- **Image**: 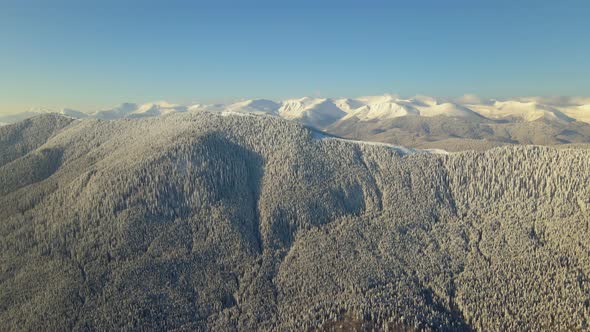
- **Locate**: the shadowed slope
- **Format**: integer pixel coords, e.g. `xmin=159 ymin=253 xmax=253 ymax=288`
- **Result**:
xmin=0 ymin=114 xmax=74 ymax=167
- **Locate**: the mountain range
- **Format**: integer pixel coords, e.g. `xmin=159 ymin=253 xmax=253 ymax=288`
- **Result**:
xmin=3 ymin=95 xmax=589 ymax=151
xmin=1 ymin=112 xmax=590 ymax=330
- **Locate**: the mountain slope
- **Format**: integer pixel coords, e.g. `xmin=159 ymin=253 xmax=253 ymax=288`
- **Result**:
xmin=1 ymin=113 xmax=589 ymax=331
xmin=278 ymin=97 xmax=347 ymax=127
xmin=0 ymin=114 xmax=75 ymax=167
xmin=327 ymin=113 xmax=590 ymax=151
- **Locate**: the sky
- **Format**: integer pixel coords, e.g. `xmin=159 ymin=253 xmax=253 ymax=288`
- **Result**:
xmin=1 ymin=0 xmax=589 ymax=114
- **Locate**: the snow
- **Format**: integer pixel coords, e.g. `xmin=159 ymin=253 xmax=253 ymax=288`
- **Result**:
xmin=132 ymin=102 xmax=188 ymax=117
xmin=343 ymin=101 xmax=419 ymax=121
xmin=93 ymin=103 xmax=138 ymax=119
xmin=561 ymin=104 xmax=590 ymax=123
xmin=467 ymin=100 xmax=575 ymax=123
xmin=413 ymin=102 xmax=483 ymax=119
xmin=188 ymin=103 xmax=227 ymax=113
xmin=3 ymin=94 xmax=590 ymax=125
xmin=311 ymin=132 xmax=449 ymax=156
xmin=279 ymin=97 xmax=327 ymax=118
xmin=341 ymin=95 xmax=483 ymax=121
xmin=226 ymin=99 xmax=280 ymax=114
xmin=333 ymin=98 xmax=365 ymax=113
xmin=278 ymin=98 xmax=347 ymax=126
xmin=219 ymin=111 xmax=256 ymax=117
xmin=89 ymin=102 xmax=189 ymax=119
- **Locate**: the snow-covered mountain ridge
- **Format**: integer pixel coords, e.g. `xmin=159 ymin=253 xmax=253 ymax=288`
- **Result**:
xmin=3 ymin=96 xmax=590 ymax=152
xmin=3 ymin=95 xmax=589 ymax=127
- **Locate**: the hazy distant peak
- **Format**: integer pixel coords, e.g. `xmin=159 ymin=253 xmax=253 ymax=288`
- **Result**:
xmin=480 ymin=100 xmax=576 ymax=123
xmin=454 ymin=94 xmax=493 ymax=105
xmin=516 ymin=96 xmax=590 ymax=107
xmin=227 ymin=99 xmax=280 ymax=114
xmin=133 ymin=102 xmax=188 ymax=117
xmin=410 ymin=94 xmax=441 ymax=106
xmin=60 ymin=108 xmax=89 ymax=118
xmin=355 ymin=94 xmax=399 ymax=104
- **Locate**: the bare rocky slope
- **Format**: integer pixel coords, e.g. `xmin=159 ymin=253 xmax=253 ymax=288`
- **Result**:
xmin=1 ymin=113 xmax=589 ymax=331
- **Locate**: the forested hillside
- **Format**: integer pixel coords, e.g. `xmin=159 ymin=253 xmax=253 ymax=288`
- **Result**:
xmin=1 ymin=113 xmax=589 ymax=331
xmin=0 ymin=114 xmax=74 ymax=167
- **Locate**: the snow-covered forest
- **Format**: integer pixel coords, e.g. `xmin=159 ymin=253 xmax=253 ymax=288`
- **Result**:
xmin=1 ymin=112 xmax=589 ymax=331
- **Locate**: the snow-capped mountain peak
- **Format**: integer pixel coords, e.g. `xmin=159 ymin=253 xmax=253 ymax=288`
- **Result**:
xmin=278 ymin=98 xmax=347 ymax=127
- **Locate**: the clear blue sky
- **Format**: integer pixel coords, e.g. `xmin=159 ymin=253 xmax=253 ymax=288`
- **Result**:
xmin=1 ymin=0 xmax=589 ymax=113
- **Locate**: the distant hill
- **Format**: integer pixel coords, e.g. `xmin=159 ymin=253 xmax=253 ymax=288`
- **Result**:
xmin=1 ymin=113 xmax=589 ymax=330
xmin=326 ymin=114 xmax=590 ymax=151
